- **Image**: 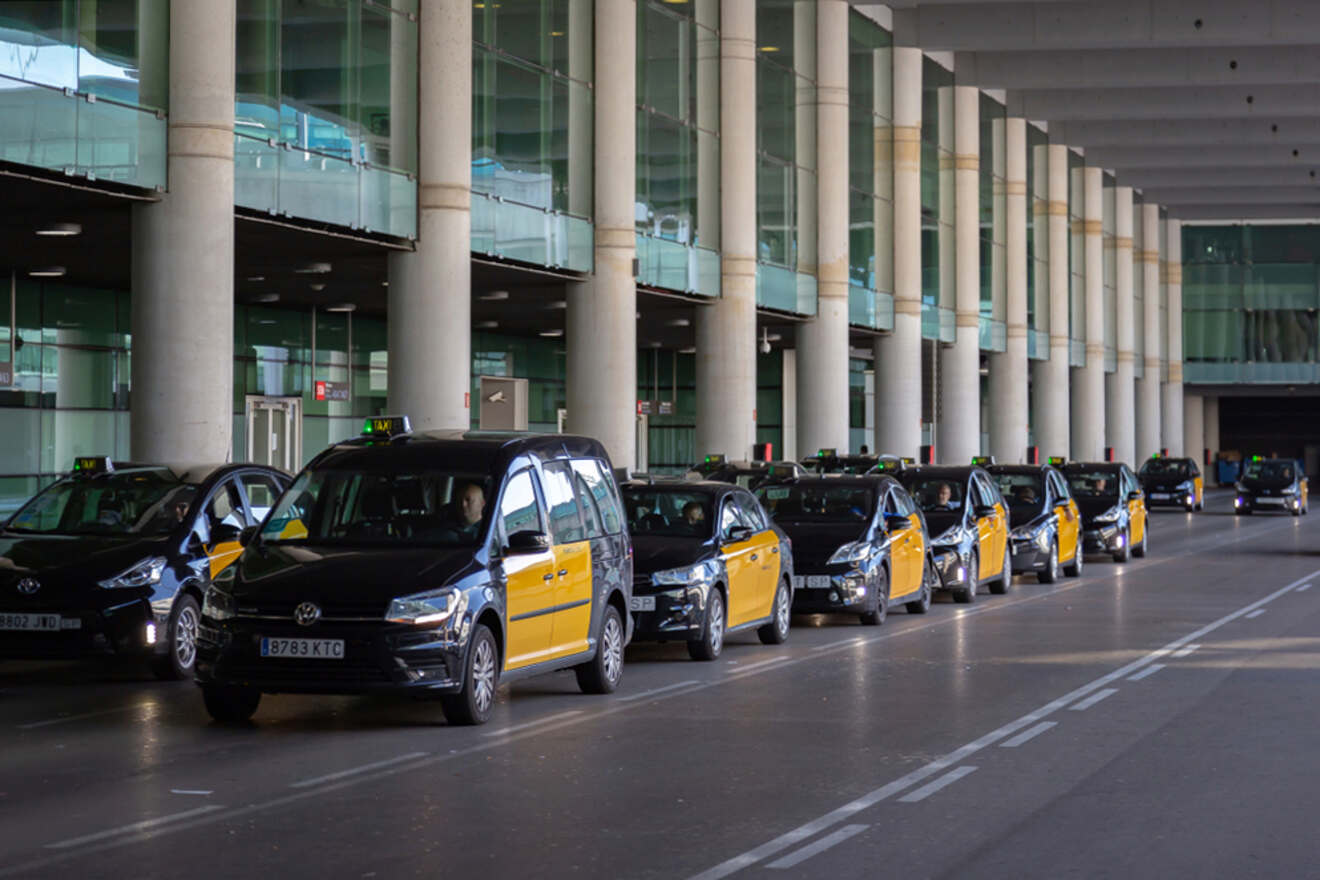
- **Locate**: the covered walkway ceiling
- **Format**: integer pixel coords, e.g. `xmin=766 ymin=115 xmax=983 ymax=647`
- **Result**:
xmin=862 ymin=0 xmax=1320 ymax=220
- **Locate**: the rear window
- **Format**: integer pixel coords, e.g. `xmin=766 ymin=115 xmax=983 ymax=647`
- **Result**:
xmin=623 ymin=489 xmax=713 ymax=538
xmin=1066 ymin=469 xmax=1120 ymax=499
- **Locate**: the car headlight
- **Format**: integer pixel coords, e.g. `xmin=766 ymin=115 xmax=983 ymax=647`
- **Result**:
xmin=827 ymin=541 xmax=875 ymax=566
xmin=652 ymin=560 xmax=719 ymax=586
xmin=1093 ymin=506 xmax=1122 ymax=524
xmin=1176 ymin=480 xmax=1194 ymax=492
xmin=1235 ymin=482 xmax=1247 ymax=493
xmin=201 ymin=585 xmax=236 ymax=621
xmin=98 ymin=556 xmax=167 ymax=589
xmin=385 ymin=587 xmax=468 ymax=627
xmin=932 ymin=525 xmax=967 ymax=547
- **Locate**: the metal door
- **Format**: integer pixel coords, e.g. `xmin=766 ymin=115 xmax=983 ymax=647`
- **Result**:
xmin=245 ymin=396 xmax=302 ymax=471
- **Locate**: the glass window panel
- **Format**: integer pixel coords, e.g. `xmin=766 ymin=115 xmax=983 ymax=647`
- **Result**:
xmin=77 ymin=0 xmax=150 ymax=106
xmin=279 ymin=0 xmax=355 ymax=160
xmin=0 ymin=1 xmax=78 ymax=90
xmin=359 ymin=5 xmax=416 ymax=171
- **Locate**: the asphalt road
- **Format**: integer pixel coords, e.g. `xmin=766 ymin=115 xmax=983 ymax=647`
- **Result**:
xmin=3 ymin=491 xmax=1319 ymax=879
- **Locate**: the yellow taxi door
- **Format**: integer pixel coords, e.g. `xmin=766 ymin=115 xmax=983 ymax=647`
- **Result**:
xmin=888 ymin=512 xmax=922 ymax=601
xmin=972 ymin=477 xmax=1007 ymax=580
xmin=719 ymin=501 xmax=761 ymax=627
xmin=540 ymin=462 xmax=594 ymax=660
xmin=1125 ymin=474 xmax=1147 ymax=544
xmin=1194 ymin=475 xmax=1204 ymax=507
xmin=498 ymin=470 xmax=557 ymax=670
xmin=734 ymin=491 xmax=782 ymax=619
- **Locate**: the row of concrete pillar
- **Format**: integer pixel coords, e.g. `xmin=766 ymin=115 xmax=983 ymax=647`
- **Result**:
xmin=130 ymin=0 xmax=1190 ymax=471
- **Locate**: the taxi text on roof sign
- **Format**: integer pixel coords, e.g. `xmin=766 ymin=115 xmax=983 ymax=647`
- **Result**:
xmin=971 ymin=455 xmax=995 ymax=466
xmin=704 ymin=454 xmax=726 ymax=465
xmin=1047 ymin=456 xmax=1067 ymax=466
xmin=362 ymin=415 xmax=412 ymax=437
xmin=816 ymin=448 xmax=837 ymax=458
xmin=73 ymin=456 xmax=113 ymax=474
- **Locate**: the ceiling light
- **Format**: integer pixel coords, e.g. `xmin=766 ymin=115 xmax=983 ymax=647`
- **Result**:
xmin=246 ymin=275 xmax=266 ymax=282
xmin=539 ymin=329 xmax=564 ymax=337
xmin=759 ymin=46 xmax=780 ymax=52
xmin=325 ymin=303 xmax=356 ymax=313
xmin=28 ymin=267 xmax=66 ymax=278
xmin=309 ymin=282 xmax=326 ymax=291
xmin=666 ymin=318 xmax=691 ymax=327
xmin=380 ymin=281 xmax=389 ymax=287
xmin=766 ymin=333 xmax=782 ymax=342
xmin=648 ymin=341 xmax=663 ymax=348
xmin=35 ymin=222 xmax=81 ymax=237
xmin=476 ymin=320 xmax=499 ymax=329
xmin=480 ymin=290 xmax=510 ymax=301
xmin=549 ymin=30 xmax=564 ymax=36
xmin=680 ymin=346 xmax=696 ymax=354
xmin=253 ymin=293 xmax=280 ymax=303
xmin=295 ymin=261 xmax=332 ymax=274
xmin=547 ymin=299 xmax=567 ymax=309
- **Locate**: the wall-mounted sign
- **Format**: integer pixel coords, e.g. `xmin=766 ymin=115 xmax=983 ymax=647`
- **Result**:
xmin=637 ymin=399 xmax=674 ymax=416
xmin=313 ymin=380 xmax=350 ymax=402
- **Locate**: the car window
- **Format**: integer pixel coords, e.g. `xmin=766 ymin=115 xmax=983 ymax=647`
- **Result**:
xmin=733 ymin=492 xmax=767 ymax=531
xmin=540 ymin=461 xmax=585 ymax=544
xmin=904 ymin=477 xmax=965 ymax=512
xmin=500 ymin=469 xmax=544 ymax=540
xmin=195 ymin=481 xmax=245 ymax=544
xmin=239 ymin=473 xmax=281 ymax=523
xmin=719 ymin=500 xmax=742 ymax=539
xmin=572 ymin=459 xmax=623 ymax=535
xmin=623 ymin=488 xmax=712 ymax=537
xmin=570 ymin=469 xmax=605 ymax=539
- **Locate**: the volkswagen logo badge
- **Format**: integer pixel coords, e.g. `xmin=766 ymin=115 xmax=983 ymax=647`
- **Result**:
xmin=17 ymin=578 xmax=40 ymax=596
xmin=293 ymin=602 xmax=321 ymax=627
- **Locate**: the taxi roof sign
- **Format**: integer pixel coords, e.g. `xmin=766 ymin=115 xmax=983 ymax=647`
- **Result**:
xmin=900 ymin=456 xmax=916 ymax=465
xmin=362 ymin=415 xmax=412 ymax=438
xmin=1047 ymin=456 xmax=1067 ymax=466
xmin=971 ymin=455 xmax=995 ymax=466
xmin=72 ymin=456 xmax=113 ymax=474
xmin=703 ymin=454 xmax=726 ymax=465
xmin=816 ymin=448 xmax=838 ymax=458
xmin=874 ymin=460 xmax=902 ymax=472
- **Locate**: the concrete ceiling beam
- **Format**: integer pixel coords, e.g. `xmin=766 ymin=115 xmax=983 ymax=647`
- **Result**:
xmin=1050 ymin=118 xmax=1320 ymax=148
xmin=1086 ymin=144 xmax=1320 ymax=169
xmin=957 ymin=45 xmax=1320 ymax=89
xmin=1012 ymin=84 xmax=1320 ymax=121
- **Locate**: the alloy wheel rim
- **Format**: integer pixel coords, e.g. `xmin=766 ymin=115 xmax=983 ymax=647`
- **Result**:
xmin=776 ymin=584 xmax=790 ymax=635
xmin=602 ymin=615 xmax=623 ymax=684
xmin=710 ymin=595 xmax=724 ymax=654
xmin=175 ymin=605 xmax=198 ymax=669
xmin=1050 ymin=543 xmax=1058 ymax=580
xmin=472 ymin=638 xmax=496 ymax=713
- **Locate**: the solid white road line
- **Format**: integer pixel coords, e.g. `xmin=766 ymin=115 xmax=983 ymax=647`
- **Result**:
xmin=726 ymin=656 xmax=792 ymax=675
xmin=1069 ymin=688 xmax=1119 ymax=711
xmin=1245 ymin=609 xmax=1266 ymax=619
xmin=1000 ymin=721 xmax=1057 ymax=748
xmin=813 ymin=637 xmax=865 ymax=652
xmin=897 ymin=766 xmax=978 ymax=803
xmin=44 ymin=806 xmax=225 ymax=850
xmin=1171 ymin=644 xmax=1201 ymax=658
xmin=289 ymin=752 xmax=429 ymax=789
xmin=1297 ymin=583 xmax=1313 ymax=593
xmin=765 ymin=825 xmax=870 ymax=870
xmin=482 ymin=710 xmax=583 ymax=738
xmin=169 ymin=790 xmax=213 ymax=796
xmin=1127 ymin=664 xmax=1165 ymax=682
xmin=17 ymin=706 xmax=139 ymax=730
xmin=618 ymin=680 xmax=700 ymax=702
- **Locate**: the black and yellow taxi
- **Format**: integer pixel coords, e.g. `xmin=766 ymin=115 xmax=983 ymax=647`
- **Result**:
xmin=622 ymin=479 xmax=793 ymax=660
xmin=0 ymin=456 xmax=290 ymax=679
xmin=688 ymin=455 xmax=807 ymax=490
xmin=1138 ymin=455 xmax=1204 ymax=512
xmin=1235 ymin=456 xmax=1310 ymax=516
xmin=987 ymin=458 xmax=1083 ymax=583
xmin=756 ymin=475 xmax=937 ymax=623
xmin=195 ymin=419 xmax=632 ymax=726
xmin=1061 ymin=461 xmax=1148 ymax=561
xmin=800 ymin=448 xmax=879 ymax=475
xmin=896 ymin=464 xmax=1012 ymax=603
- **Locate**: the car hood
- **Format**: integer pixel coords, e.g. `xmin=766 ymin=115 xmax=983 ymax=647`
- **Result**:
xmin=1239 ymin=477 xmax=1295 ymax=492
xmin=1075 ymin=497 xmax=1123 ymax=521
xmin=1142 ymin=476 xmax=1193 ymax=491
xmin=775 ymin=521 xmax=867 ymax=567
xmin=0 ymin=532 xmax=174 ymax=592
xmin=630 ymin=536 xmax=715 ymax=575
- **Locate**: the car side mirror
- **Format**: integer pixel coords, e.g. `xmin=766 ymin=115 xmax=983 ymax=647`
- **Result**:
xmin=506 ymin=530 xmax=551 ymax=555
xmin=1127 ymin=490 xmax=1142 ymax=501
xmin=239 ymin=525 xmax=258 ymax=547
xmin=724 ymin=525 xmax=753 ymax=544
xmin=974 ymin=504 xmax=997 ymax=519
xmin=211 ymin=523 xmax=243 ymax=545
xmin=883 ymin=513 xmax=912 ymax=533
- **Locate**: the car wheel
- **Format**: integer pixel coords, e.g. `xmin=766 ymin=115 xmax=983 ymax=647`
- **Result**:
xmin=1064 ymin=542 xmax=1084 ymax=577
xmin=687 ymin=589 xmax=725 ymax=661
xmin=1293 ymin=502 xmax=1304 ymax=517
xmin=758 ymin=579 xmax=792 ymax=644
xmin=152 ymin=594 xmax=200 ymax=681
xmin=441 ymin=623 xmax=499 ymax=725
xmin=989 ymin=546 xmax=1012 ymax=595
xmin=575 ymin=605 xmax=625 ymax=694
xmin=1113 ymin=529 xmax=1131 ymax=563
xmin=906 ymin=559 xmax=935 ymax=614
xmin=1133 ymin=526 xmax=1148 ymax=558
xmin=859 ymin=568 xmax=888 ymax=626
xmin=1038 ymin=540 xmax=1059 ymax=584
xmin=953 ymin=550 xmax=978 ymax=604
xmin=202 ymin=684 xmax=260 ymax=724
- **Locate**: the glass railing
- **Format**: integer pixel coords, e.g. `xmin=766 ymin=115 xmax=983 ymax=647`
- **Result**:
xmin=0 ymin=76 xmax=164 ymax=190
xmin=470 ymin=192 xmax=593 ymax=272
xmin=1069 ymin=338 xmax=1085 ymax=367
xmin=978 ymin=316 xmax=1006 ymax=352
xmin=234 ymin=133 xmax=416 ymax=239
xmin=636 ymin=235 xmax=719 ymax=297
xmin=921 ymin=303 xmax=954 ymax=343
xmin=1027 ymin=328 xmax=1049 ymax=360
xmin=756 ymin=264 xmax=817 ymax=315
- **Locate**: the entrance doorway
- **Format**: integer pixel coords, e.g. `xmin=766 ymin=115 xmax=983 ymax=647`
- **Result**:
xmin=246 ymin=396 xmax=302 ymax=471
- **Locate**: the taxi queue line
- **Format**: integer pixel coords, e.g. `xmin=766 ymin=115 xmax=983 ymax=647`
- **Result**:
xmin=0 ymin=417 xmax=1299 ymax=728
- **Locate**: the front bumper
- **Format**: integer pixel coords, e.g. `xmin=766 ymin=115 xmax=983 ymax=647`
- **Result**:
xmin=931 ymin=548 xmax=969 ymax=590
xmin=0 ymin=597 xmax=161 ymax=660
xmin=629 ymin=584 xmax=710 ymax=641
xmin=1235 ymin=495 xmax=1299 ymax=513
xmin=790 ymin=570 xmax=871 ymax=614
xmin=1082 ymin=524 xmax=1124 ymax=554
xmin=195 ymin=616 xmax=466 ymax=695
xmin=1010 ymin=539 xmax=1051 ymax=573
xmin=1146 ymin=491 xmax=1195 ymax=508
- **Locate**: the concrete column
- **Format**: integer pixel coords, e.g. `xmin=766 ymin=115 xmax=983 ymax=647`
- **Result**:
xmin=1136 ymin=203 xmax=1162 ymax=460
xmin=1107 ymin=186 xmax=1135 ymax=465
xmin=566 ymin=0 xmax=637 ymax=467
xmin=990 ymin=118 xmax=1027 ymax=462
xmin=936 ymin=86 xmax=980 ymax=465
xmin=1032 ymin=144 xmax=1071 ymax=460
xmin=1204 ymin=395 xmax=1219 ymax=461
xmin=1183 ymin=393 xmax=1204 ymax=468
xmin=1162 ymin=217 xmax=1184 ymax=456
xmin=696 ymin=0 xmax=757 ymax=460
xmin=796 ymin=0 xmax=848 ymax=453
xmin=1028 ymin=139 xmax=1050 ymax=455
xmin=1073 ymin=166 xmax=1104 ymax=461
xmin=131 ymin=0 xmax=235 ymax=462
xmin=874 ymin=47 xmax=922 ymax=459
xmin=388 ymin=0 xmax=470 ymax=432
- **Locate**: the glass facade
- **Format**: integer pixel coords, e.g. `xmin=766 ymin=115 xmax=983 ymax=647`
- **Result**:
xmin=472 ymin=0 xmax=594 ymax=271
xmin=635 ymin=0 xmax=720 ymax=296
xmin=755 ymin=0 xmax=816 ymax=315
xmin=846 ymin=11 xmax=893 ymax=331
xmin=1183 ymin=224 xmax=1320 ymax=383
xmin=920 ymin=57 xmax=953 ymax=343
xmin=0 ymin=0 xmax=167 ymax=189
xmin=1026 ymin=123 xmax=1048 ymax=360
xmin=978 ymin=92 xmax=1005 ymax=352
xmin=234 ymin=0 xmax=418 ymax=239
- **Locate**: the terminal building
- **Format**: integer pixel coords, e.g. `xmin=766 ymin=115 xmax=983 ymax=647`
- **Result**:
xmin=2 ymin=0 xmax=1317 ymax=513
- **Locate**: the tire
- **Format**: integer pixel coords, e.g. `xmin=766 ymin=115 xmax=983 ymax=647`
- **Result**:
xmin=1293 ymin=503 xmax=1303 ymax=517
xmin=905 ymin=558 xmax=935 ymax=614
xmin=859 ymin=567 xmax=888 ymax=626
xmin=1235 ymin=507 xmax=1250 ymax=516
xmin=1063 ymin=541 xmax=1084 ymax=578
xmin=202 ymin=684 xmax=260 ymax=724
xmin=687 ymin=589 xmax=725 ymax=661
xmin=758 ymin=579 xmax=792 ymax=644
xmin=1133 ymin=525 xmax=1148 ymax=558
xmin=441 ymin=623 xmax=499 ymax=725
xmin=989 ymin=546 xmax=1012 ymax=595
xmin=575 ymin=605 xmax=625 ymax=694
xmin=152 ymin=594 xmax=200 ymax=681
xmin=1113 ymin=529 xmax=1131 ymax=563
xmin=1038 ymin=540 xmax=1059 ymax=584
xmin=953 ymin=551 xmax=978 ymax=604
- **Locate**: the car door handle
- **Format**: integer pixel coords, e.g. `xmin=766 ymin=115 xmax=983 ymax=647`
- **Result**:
xmin=557 ymin=569 xmax=569 ymax=578
xmin=543 ymin=573 xmax=555 ymax=582
xmin=770 ymin=546 xmax=779 ymax=554
xmin=750 ymin=553 xmax=758 ymax=561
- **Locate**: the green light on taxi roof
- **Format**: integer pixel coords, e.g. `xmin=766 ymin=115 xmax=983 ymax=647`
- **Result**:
xmin=817 ymin=448 xmax=837 ymax=458
xmin=1251 ymin=454 xmax=1263 ymax=461
xmin=1047 ymin=456 xmax=1066 ymax=466
xmin=363 ymin=415 xmax=411 ymax=437
xmin=704 ymin=454 xmax=725 ymax=464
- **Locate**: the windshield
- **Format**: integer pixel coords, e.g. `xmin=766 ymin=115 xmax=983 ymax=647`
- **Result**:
xmin=1139 ymin=459 xmax=1191 ymax=478
xmin=903 ymin=478 xmax=966 ymax=513
xmin=992 ymin=473 xmax=1046 ymax=520
xmin=1067 ymin=470 xmax=1119 ymax=499
xmin=261 ymin=469 xmax=493 ymax=546
xmin=6 ymin=470 xmax=196 ymax=536
xmin=756 ymin=484 xmax=875 ymax=524
xmin=1243 ymin=460 xmax=1296 ymax=482
xmin=624 ymin=489 xmax=713 ymax=538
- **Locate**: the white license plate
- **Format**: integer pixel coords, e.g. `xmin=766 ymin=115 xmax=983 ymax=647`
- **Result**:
xmin=1150 ymin=493 xmax=1170 ymax=500
xmin=793 ymin=575 xmax=832 ymax=590
xmin=1256 ymin=497 xmax=1284 ymax=505
xmin=260 ymin=637 xmax=344 ymax=659
xmin=0 ymin=613 xmax=62 ymax=632
xmin=629 ymin=596 xmax=656 ymax=612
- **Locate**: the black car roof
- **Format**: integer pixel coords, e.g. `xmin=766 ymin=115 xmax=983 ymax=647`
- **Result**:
xmin=622 ymin=480 xmax=735 ymax=498
xmin=771 ymin=474 xmax=898 ymax=490
xmin=986 ymin=464 xmax=1057 ymax=476
xmin=68 ymin=462 xmax=268 ymax=485
xmin=898 ymin=465 xmax=984 ymax=480
xmin=309 ymin=432 xmax=610 ymax=475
